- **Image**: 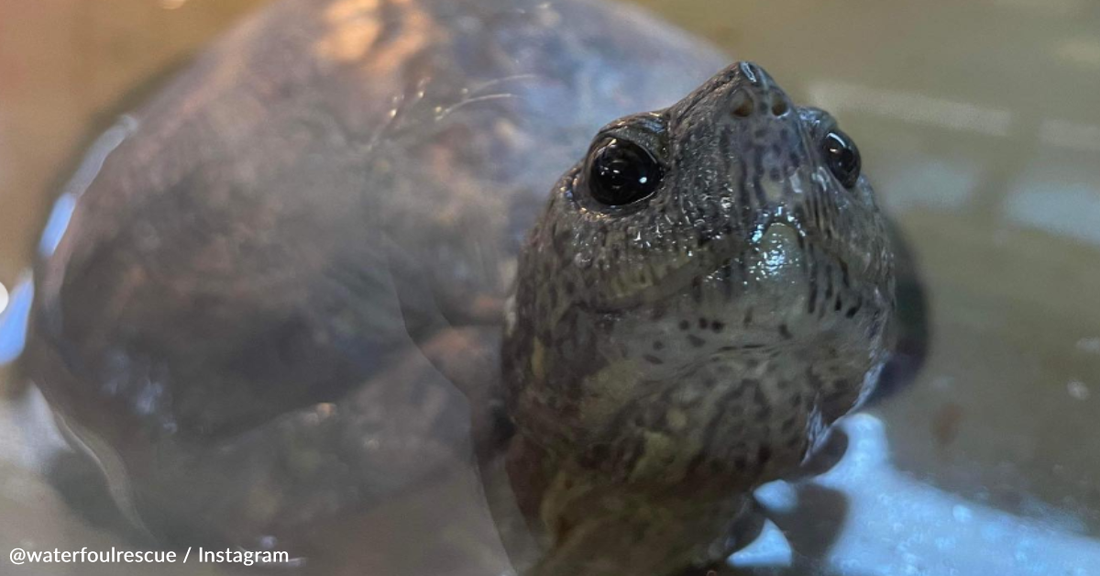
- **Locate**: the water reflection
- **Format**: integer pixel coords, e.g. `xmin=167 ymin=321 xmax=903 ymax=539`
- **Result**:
xmin=737 ymin=414 xmax=1100 ymax=575
xmin=0 ymin=275 xmax=33 ymax=365
xmin=729 ymin=519 xmax=793 ymax=570
xmin=1005 ymin=161 xmax=1100 ymax=246
xmin=38 ymin=117 xmax=137 ymax=259
xmin=808 ymin=82 xmax=1013 ymax=137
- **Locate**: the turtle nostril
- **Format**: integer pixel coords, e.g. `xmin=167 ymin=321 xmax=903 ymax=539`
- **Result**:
xmin=770 ymin=97 xmax=789 ymax=116
xmin=731 ymin=91 xmax=754 ymax=118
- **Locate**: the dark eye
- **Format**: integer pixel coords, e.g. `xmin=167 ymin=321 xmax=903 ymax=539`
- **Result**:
xmin=821 ymin=130 xmax=861 ymax=188
xmin=586 ymin=138 xmax=663 ymax=206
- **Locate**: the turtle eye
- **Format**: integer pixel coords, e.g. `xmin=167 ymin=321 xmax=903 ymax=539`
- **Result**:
xmin=821 ymin=129 xmax=861 ymax=188
xmin=586 ymin=137 xmax=663 ymax=206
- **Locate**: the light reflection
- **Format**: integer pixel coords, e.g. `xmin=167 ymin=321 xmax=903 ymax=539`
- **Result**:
xmin=39 ymin=117 xmax=136 ymax=258
xmin=808 ymin=81 xmax=1013 ymax=137
xmin=315 ymin=0 xmax=431 ymax=72
xmin=1077 ymin=337 xmax=1100 ymax=355
xmin=1056 ymin=38 xmax=1100 ymax=68
xmin=1005 ymin=184 xmax=1100 ymax=247
xmin=1038 ymin=119 xmax=1100 ymax=153
xmin=878 ymin=157 xmax=979 ymax=212
xmin=1067 ymin=381 xmax=1091 ymax=401
xmin=4 ymin=383 xmax=70 ymax=474
xmin=0 ymin=273 xmax=33 ymax=366
xmin=728 ymin=519 xmax=794 ymax=569
xmin=745 ymin=414 xmax=1100 ymax=575
xmin=39 ymin=193 xmax=76 ymax=258
xmin=812 ymin=81 xmax=1100 ymax=156
xmin=0 ymin=281 xmax=7 ymax=315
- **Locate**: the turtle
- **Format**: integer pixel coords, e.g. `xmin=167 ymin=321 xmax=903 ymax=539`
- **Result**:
xmin=24 ymin=0 xmax=924 ymax=574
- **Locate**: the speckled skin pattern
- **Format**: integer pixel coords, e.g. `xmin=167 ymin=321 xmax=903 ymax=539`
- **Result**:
xmin=502 ymin=62 xmax=895 ymax=575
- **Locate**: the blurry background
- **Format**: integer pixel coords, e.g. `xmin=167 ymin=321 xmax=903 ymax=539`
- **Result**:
xmin=1 ymin=0 xmax=1099 ymax=574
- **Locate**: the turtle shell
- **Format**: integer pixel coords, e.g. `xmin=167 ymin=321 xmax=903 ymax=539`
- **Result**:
xmin=26 ymin=0 xmax=729 ymax=569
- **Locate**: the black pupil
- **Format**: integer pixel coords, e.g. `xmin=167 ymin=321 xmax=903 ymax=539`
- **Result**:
xmin=822 ymin=130 xmax=861 ymax=188
xmin=588 ymin=138 xmax=661 ymax=206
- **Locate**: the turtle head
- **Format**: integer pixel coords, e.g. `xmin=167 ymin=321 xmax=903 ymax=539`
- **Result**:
xmin=504 ymin=62 xmax=895 ymax=486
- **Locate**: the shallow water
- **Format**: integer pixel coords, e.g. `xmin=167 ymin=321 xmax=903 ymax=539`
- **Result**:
xmin=1 ymin=0 xmax=1099 ymax=575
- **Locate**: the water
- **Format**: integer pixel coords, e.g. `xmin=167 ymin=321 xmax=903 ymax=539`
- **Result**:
xmin=1 ymin=0 xmax=1098 ymax=574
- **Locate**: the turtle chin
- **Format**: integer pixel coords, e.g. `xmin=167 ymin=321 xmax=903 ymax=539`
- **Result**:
xmin=608 ymin=215 xmax=892 ymax=393
xmin=579 ymin=222 xmax=893 ymax=485
xmin=615 ymin=221 xmax=811 ymax=341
